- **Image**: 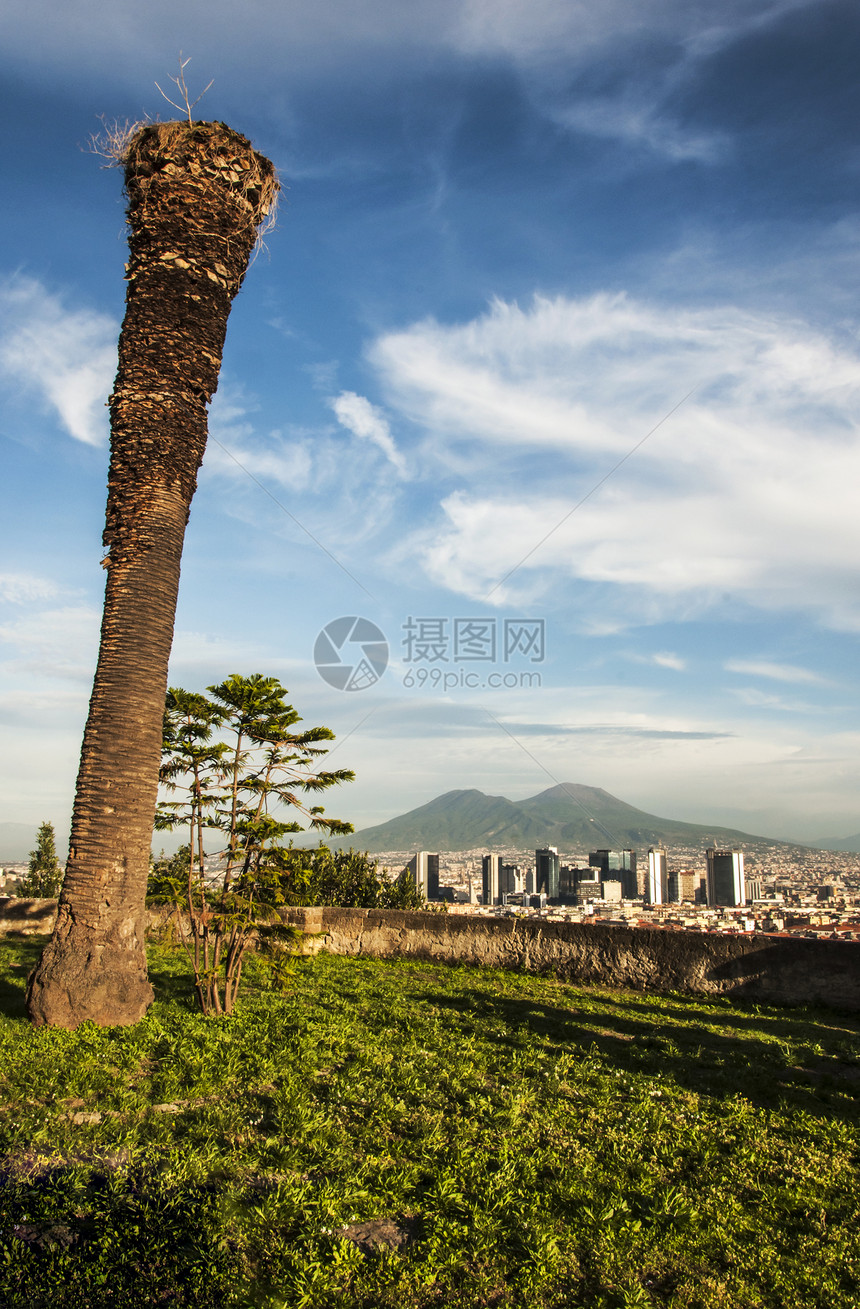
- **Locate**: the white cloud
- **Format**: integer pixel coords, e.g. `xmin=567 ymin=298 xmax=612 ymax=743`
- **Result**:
xmin=452 ymin=0 xmax=810 ymax=64
xmin=169 ymin=628 xmax=304 ymax=674
xmin=330 ymin=391 xmax=407 ymax=476
xmin=452 ymin=0 xmax=815 ymax=159
xmin=0 ymin=573 xmax=60 ymax=605
xmin=725 ymin=660 xmax=825 ymax=684
xmin=370 ymin=293 xmax=860 ymax=628
xmin=204 ymin=431 xmax=315 ymax=493
xmin=203 ymin=383 xmax=402 ymax=554
xmin=372 ymin=293 xmax=860 ymax=453
xmin=0 ymin=276 xmax=116 ymax=445
xmin=731 ymin=687 xmax=815 ymax=712
xmin=0 ymin=604 xmax=100 ymax=680
xmin=0 ymin=0 xmax=818 ymax=162
xmin=205 ymin=384 xmax=315 ymax=491
xmin=652 ymin=652 xmax=686 ymax=672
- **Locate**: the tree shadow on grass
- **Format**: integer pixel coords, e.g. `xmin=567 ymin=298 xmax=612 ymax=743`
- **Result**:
xmin=0 ymin=937 xmax=201 ymax=1019
xmin=593 ymin=989 xmax=860 ymax=1040
xmin=145 ymin=944 xmax=203 ymax=1012
xmin=0 ymin=936 xmax=47 ymax=1020
xmin=415 ymin=985 xmax=860 ymax=1121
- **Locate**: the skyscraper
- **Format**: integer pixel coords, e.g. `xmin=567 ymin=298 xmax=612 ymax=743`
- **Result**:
xmin=408 ymin=851 xmax=440 ymax=901
xmin=647 ymin=849 xmax=668 ymax=906
xmin=706 ymin=849 xmax=745 ymax=907
xmin=482 ymin=853 xmax=502 ymax=905
xmin=535 ymin=847 xmax=560 ymax=900
xmin=590 ymin=849 xmax=638 ymax=899
xmin=501 ymin=862 xmax=523 ymax=898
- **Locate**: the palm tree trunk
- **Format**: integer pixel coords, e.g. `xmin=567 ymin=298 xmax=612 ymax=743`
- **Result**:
xmin=27 ymin=122 xmax=277 ymax=1027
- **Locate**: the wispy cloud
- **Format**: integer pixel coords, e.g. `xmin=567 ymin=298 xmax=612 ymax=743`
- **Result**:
xmin=502 ymin=722 xmax=726 ymax=740
xmin=652 ymin=652 xmax=687 ymax=672
xmin=0 ymin=0 xmax=819 ymax=164
xmin=453 ymin=0 xmax=815 ymax=159
xmin=0 ymin=276 xmax=116 ymax=446
xmin=0 ymin=604 xmax=100 ymax=680
xmin=732 ymin=687 xmax=815 ymax=712
xmin=203 ymin=383 xmax=403 ymax=561
xmin=0 ymin=573 xmax=60 ymax=605
xmin=369 ymin=293 xmax=860 ymax=627
xmin=725 ymin=659 xmax=825 ymax=684
xmin=330 ymin=391 xmax=407 ymax=476
xmin=372 ymin=292 xmax=860 ymax=454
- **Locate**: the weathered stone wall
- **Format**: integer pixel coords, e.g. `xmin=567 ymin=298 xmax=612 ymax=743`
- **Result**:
xmin=0 ymin=897 xmax=58 ymax=935
xmin=7 ymin=898 xmax=860 ymax=1011
xmin=282 ymin=906 xmax=860 ymax=1011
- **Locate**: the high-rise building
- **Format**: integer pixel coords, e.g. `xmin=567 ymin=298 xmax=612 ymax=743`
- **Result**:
xmin=590 ymin=849 xmax=638 ymax=899
xmin=576 ymin=868 xmax=602 ymax=902
xmin=408 ymin=851 xmax=440 ymax=901
xmin=706 ymin=849 xmax=745 ymax=907
xmin=667 ymin=868 xmax=698 ymax=903
xmin=535 ymin=847 xmax=560 ymax=900
xmin=559 ymin=864 xmax=579 ymax=901
xmin=502 ymin=863 xmax=523 ymax=897
xmin=560 ymin=864 xmax=604 ymax=902
xmin=646 ymin=849 xmax=668 ymax=905
xmin=481 ymin=853 xmax=510 ymax=905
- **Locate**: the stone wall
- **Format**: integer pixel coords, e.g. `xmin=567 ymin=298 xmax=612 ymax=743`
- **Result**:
xmin=282 ymin=906 xmax=860 ymax=1011
xmin=7 ymin=898 xmax=860 ymax=1011
xmin=0 ymin=897 xmax=57 ymax=935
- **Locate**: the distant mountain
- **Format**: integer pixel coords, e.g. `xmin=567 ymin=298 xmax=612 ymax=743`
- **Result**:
xmin=809 ymin=833 xmax=860 ymax=854
xmin=340 ymin=783 xmax=795 ymax=855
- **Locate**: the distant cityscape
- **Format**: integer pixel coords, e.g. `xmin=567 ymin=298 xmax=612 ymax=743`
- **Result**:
xmin=4 ymin=834 xmax=860 ymax=942
xmin=402 ymin=842 xmax=860 ymax=941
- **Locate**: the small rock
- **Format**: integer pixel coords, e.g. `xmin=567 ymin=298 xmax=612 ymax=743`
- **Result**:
xmin=11 ymin=1222 xmax=76 ymax=1250
xmin=341 ymin=1218 xmax=410 ymax=1253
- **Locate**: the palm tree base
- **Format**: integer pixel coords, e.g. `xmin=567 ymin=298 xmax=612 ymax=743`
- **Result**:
xmin=26 ymin=903 xmax=153 ymax=1027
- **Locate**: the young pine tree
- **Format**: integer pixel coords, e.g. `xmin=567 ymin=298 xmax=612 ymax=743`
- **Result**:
xmin=18 ymin=822 xmax=63 ymax=899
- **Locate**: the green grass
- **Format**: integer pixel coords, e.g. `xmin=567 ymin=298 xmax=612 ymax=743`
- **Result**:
xmin=0 ymin=935 xmax=859 ymax=1307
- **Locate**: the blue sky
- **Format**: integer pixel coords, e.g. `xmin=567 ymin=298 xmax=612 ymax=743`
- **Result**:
xmin=2 ymin=0 xmax=860 ymax=847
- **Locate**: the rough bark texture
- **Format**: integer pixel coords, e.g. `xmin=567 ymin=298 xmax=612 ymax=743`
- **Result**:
xmin=26 ymin=122 xmax=277 ymax=1028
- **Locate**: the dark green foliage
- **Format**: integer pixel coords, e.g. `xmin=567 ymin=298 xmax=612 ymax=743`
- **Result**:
xmin=148 ymin=844 xmax=192 ymax=904
xmin=154 ymin=674 xmax=354 ymax=1014
xmin=17 ymin=822 xmax=62 ymax=898
xmin=1 ymin=936 xmax=860 ymax=1306
xmin=272 ymin=845 xmax=424 ymax=909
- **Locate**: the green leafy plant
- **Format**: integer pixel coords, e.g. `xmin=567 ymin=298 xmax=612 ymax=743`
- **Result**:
xmin=17 ymin=821 xmax=63 ymax=898
xmin=154 ymin=674 xmax=354 ymax=1014
xmin=271 ymin=845 xmax=424 ymax=910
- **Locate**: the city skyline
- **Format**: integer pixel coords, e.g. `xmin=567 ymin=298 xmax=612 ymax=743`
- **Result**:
xmin=2 ymin=2 xmax=860 ymax=846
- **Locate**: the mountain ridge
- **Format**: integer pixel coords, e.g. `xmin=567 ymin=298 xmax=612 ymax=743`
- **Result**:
xmin=334 ymin=783 xmax=812 ymax=854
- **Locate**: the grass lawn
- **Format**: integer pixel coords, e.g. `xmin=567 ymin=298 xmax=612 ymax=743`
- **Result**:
xmin=0 ymin=935 xmax=859 ymax=1307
